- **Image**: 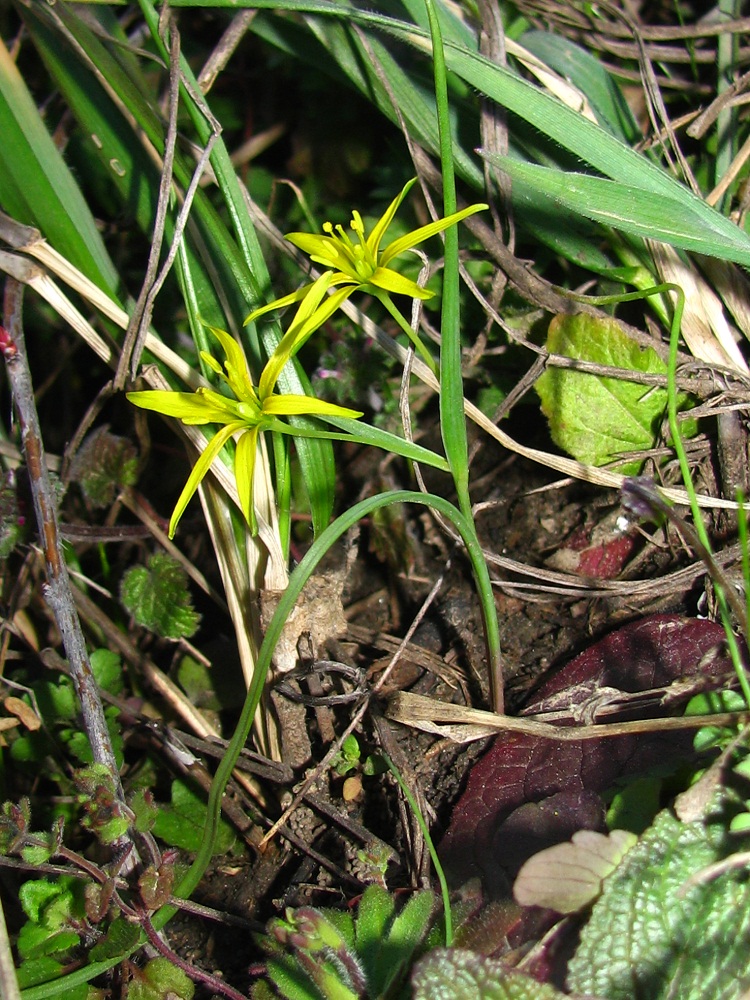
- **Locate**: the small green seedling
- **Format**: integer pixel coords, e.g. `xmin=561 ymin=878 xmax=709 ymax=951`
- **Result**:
xmin=332 ymin=736 xmax=386 ymax=778
xmin=254 ymin=885 xmax=440 ymax=1000
xmin=333 ymin=734 xmax=362 ymax=776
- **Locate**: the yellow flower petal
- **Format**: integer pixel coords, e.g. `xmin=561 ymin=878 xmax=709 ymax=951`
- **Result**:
xmin=367 ymin=267 xmax=434 ymax=300
xmin=200 ymin=351 xmax=224 ymax=377
xmin=263 ymin=395 xmax=363 ymax=419
xmin=285 ymin=233 xmax=353 ymax=273
xmin=244 ymin=285 xmax=313 ymax=327
xmin=167 ymin=422 xmax=242 ymax=538
xmin=259 ymin=283 xmax=353 ymax=400
xmin=204 ymin=324 xmax=257 ymax=404
xmin=366 ymin=177 xmax=417 ymax=258
xmin=234 ymin=426 xmax=260 ymax=533
xmin=127 ymin=389 xmax=231 ymax=425
xmin=379 ymin=203 xmax=488 ymax=267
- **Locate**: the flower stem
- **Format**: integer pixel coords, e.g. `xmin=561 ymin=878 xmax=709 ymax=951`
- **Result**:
xmin=376 ymin=291 xmax=438 ymax=375
xmin=424 ymin=0 xmax=503 ymax=709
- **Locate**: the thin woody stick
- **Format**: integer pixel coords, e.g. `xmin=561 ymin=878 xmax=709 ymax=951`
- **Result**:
xmin=1 ymin=278 xmax=134 ymax=868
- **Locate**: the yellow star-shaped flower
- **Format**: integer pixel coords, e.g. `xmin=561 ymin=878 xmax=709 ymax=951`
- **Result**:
xmin=245 ymin=179 xmax=487 ymax=371
xmin=128 ymin=274 xmax=361 ymax=537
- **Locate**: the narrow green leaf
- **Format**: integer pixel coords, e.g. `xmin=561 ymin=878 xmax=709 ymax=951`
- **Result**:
xmin=166 ymin=1 xmax=708 ymax=199
xmin=479 ymin=154 xmax=750 ymax=266
xmin=519 ymin=29 xmax=641 ymax=143
xmin=313 ymin=415 xmax=450 ymax=472
xmin=354 ymin=886 xmax=395 ymax=988
xmin=0 ymin=38 xmax=118 ymax=294
xmin=380 ymin=890 xmax=435 ymax=994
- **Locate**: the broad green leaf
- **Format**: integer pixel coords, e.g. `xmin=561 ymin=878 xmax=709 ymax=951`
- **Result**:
xmin=16 ymin=926 xmax=80 ymax=962
xmin=89 ymin=919 xmax=144 ymax=964
xmin=479 ymin=154 xmax=750 ymax=267
xmin=568 ymin=807 xmax=750 ymax=999
xmin=535 ymin=313 xmax=693 ymax=473
xmin=606 ymin=775 xmax=665 ymax=835
xmin=412 ymin=949 xmax=568 ymax=999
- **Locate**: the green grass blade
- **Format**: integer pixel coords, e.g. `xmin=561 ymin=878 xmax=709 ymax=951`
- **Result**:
xmin=301 ymin=416 xmax=450 ymax=472
xmin=480 ymin=153 xmax=750 ymax=266
xmin=171 ymin=0 xmax=750 ymax=268
xmin=423 ymin=0 xmax=471 ymax=520
xmin=0 ymin=38 xmax=118 ymax=295
xmin=176 ymin=488 xmax=500 ymax=903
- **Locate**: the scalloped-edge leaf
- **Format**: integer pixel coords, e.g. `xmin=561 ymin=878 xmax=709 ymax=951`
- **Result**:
xmin=120 ymin=553 xmax=200 ymax=641
xmin=412 ymin=949 xmax=568 ymax=1000
xmin=568 ymin=806 xmax=750 ymax=999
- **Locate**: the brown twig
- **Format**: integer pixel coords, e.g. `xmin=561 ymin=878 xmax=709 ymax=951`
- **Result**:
xmin=115 ymin=10 xmax=181 ymax=388
xmin=1 ymin=278 xmax=135 ymax=869
xmin=387 ymin=690 xmax=750 ymax=743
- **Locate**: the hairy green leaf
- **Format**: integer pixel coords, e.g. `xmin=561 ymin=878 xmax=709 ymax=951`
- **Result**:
xmin=120 ymin=553 xmax=200 ymax=641
xmin=568 ymin=808 xmax=750 ymax=999
xmin=412 ymin=949 xmax=568 ymax=999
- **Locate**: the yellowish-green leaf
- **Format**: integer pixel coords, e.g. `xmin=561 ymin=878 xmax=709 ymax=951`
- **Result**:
xmin=535 ymin=314 xmax=695 ymax=473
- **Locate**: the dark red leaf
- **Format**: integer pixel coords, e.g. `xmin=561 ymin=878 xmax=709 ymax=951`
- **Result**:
xmin=440 ymin=615 xmax=739 ymax=898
